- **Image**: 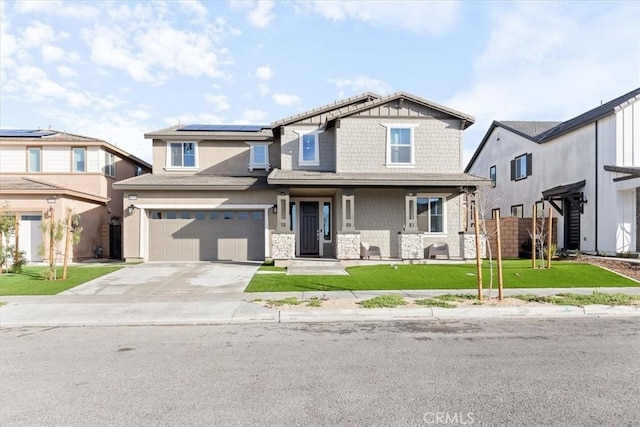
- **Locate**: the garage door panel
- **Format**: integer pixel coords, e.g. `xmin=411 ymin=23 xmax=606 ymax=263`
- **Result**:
xmin=148 ymin=210 xmax=264 ymax=262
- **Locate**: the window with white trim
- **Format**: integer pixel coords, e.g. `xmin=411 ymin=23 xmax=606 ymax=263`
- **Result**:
xmin=296 ymin=131 xmax=320 ymax=166
xmin=247 ymin=142 xmax=270 ymax=171
xmin=104 ymin=152 xmax=116 ymax=177
xmin=28 ymin=147 xmax=41 ymax=172
xmin=168 ymin=142 xmax=197 ymax=168
xmin=383 ymin=124 xmax=417 ymax=166
xmin=73 ymin=147 xmax=86 ymax=172
xmin=417 ymin=196 xmax=445 ymax=233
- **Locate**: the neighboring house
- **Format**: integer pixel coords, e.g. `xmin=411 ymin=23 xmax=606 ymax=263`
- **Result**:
xmin=115 ymin=92 xmax=489 ymax=263
xmin=465 ymin=88 xmax=640 ymax=255
xmin=0 ymin=129 xmax=151 ymax=262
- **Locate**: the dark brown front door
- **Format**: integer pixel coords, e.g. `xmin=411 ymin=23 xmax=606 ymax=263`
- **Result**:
xmin=300 ymin=202 xmax=319 ymax=255
xmin=564 ymin=196 xmax=581 ymax=250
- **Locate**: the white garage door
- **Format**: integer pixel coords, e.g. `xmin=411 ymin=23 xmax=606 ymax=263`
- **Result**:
xmin=148 ymin=210 xmax=265 ymax=261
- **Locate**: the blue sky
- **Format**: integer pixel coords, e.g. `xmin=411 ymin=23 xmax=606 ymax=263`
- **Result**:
xmin=1 ymin=0 xmax=639 ymax=164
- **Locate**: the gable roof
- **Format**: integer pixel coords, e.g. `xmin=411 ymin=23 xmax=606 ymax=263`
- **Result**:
xmin=145 ymin=124 xmax=274 ymax=141
xmin=0 ymin=129 xmax=151 ymax=170
xmin=325 ymin=91 xmax=475 ymax=128
xmin=270 ymin=92 xmax=380 ymax=127
xmin=465 ymin=87 xmax=640 ymax=172
xmin=0 ymin=176 xmax=110 ymax=204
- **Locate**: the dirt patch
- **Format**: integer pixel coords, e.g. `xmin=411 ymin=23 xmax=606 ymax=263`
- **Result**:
xmin=578 ymin=255 xmax=640 ymax=282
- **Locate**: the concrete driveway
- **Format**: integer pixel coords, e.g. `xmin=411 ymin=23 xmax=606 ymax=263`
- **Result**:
xmin=59 ymin=262 xmax=260 ymax=301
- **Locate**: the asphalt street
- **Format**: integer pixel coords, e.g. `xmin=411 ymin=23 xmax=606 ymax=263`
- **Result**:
xmin=1 ymin=317 xmax=639 ymax=426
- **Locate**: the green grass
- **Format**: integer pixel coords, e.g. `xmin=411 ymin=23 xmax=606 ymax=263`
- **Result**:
xmin=306 ymin=299 xmax=323 ymax=308
xmin=415 ymin=298 xmax=456 ymax=308
xmin=265 ymin=297 xmax=303 ymax=307
xmin=435 ymin=293 xmax=477 ymax=301
xmin=513 ymin=291 xmax=638 ymax=307
xmin=245 ymin=260 xmax=638 ymax=292
xmin=259 ymin=260 xmax=287 ymax=272
xmin=358 ymin=295 xmax=406 ymax=308
xmin=0 ymin=266 xmax=122 ymax=295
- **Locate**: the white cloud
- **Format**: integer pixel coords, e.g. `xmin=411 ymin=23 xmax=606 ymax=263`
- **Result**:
xmin=248 ymin=0 xmax=275 ymax=28
xmin=179 ymin=0 xmax=208 ymax=17
xmin=41 ymin=45 xmax=65 ymax=62
xmin=22 ymin=22 xmax=57 ymax=48
xmin=257 ymin=83 xmax=270 ymax=96
xmin=235 ymin=109 xmax=268 ymax=123
xmin=15 ymin=0 xmax=99 ymax=19
xmin=448 ymin=2 xmax=640 ymax=165
xmin=255 ymin=65 xmax=273 ymax=80
xmin=206 ymin=94 xmax=231 ymax=111
xmin=272 ymin=93 xmax=301 ymax=106
xmin=299 ymin=0 xmax=460 ymax=34
xmin=328 ymin=75 xmax=391 ymax=97
xmin=164 ymin=112 xmax=225 ymax=126
xmin=56 ymin=65 xmax=77 ymax=79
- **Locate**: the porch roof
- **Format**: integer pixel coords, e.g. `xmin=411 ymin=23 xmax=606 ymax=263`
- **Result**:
xmin=267 ymin=169 xmax=491 ymax=187
xmin=0 ymin=177 xmax=110 ymax=204
xmin=604 ymin=165 xmax=640 ymax=182
xmin=113 ymin=174 xmax=270 ymax=191
xmin=542 ymin=179 xmax=586 ymax=198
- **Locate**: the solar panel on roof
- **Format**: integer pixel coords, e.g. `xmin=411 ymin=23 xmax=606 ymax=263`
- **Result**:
xmin=0 ymin=129 xmax=56 ymax=137
xmin=177 ymin=124 xmax=269 ymax=132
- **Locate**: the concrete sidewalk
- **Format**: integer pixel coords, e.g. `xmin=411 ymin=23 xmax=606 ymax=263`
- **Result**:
xmin=1 ymin=287 xmax=639 ymax=327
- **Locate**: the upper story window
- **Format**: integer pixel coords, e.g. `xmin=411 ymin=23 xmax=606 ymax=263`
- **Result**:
xmin=135 ymin=165 xmax=143 ymax=176
xmin=168 ymin=142 xmax=197 ymax=168
xmin=296 ymin=130 xmax=320 ymax=166
xmin=511 ymin=204 xmax=523 ymax=217
xmin=417 ymin=196 xmax=445 ymax=233
xmin=247 ymin=142 xmax=270 ymax=171
xmin=383 ymin=123 xmax=418 ymax=167
xmin=489 ymin=165 xmax=496 ymax=187
xmin=104 ymin=152 xmax=116 ymax=177
xmin=491 ymin=208 xmax=500 ymax=219
xmin=28 ymin=147 xmax=41 ymax=172
xmin=73 ymin=147 xmax=86 ymax=172
xmin=511 ymin=153 xmax=532 ymax=181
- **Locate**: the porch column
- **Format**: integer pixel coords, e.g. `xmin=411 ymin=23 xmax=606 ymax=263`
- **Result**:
xmin=404 ymin=192 xmax=418 ymax=232
xmin=272 ymin=190 xmax=295 ymax=261
xmin=337 ymin=189 xmax=360 ymax=259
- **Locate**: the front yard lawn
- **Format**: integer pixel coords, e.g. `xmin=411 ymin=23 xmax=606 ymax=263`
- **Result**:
xmin=245 ymin=260 xmax=638 ymax=292
xmin=0 ymin=266 xmax=122 ymax=295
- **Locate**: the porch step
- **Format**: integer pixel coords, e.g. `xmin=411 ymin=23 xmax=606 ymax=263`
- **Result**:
xmin=287 ymin=259 xmax=348 ymax=276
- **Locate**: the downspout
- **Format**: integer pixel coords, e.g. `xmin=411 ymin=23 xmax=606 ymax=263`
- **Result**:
xmin=594 ymin=121 xmax=598 ymax=253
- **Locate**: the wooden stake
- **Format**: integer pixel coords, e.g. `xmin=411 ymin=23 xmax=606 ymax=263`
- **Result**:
xmin=14 ymin=213 xmax=20 ymax=262
xmin=547 ymin=207 xmax=553 ymax=269
xmin=473 ymin=207 xmax=483 ymax=301
xmin=49 ymin=208 xmax=55 ymax=268
xmin=62 ymin=211 xmax=72 ymax=280
xmin=532 ymin=204 xmax=537 ymax=269
xmin=496 ymin=211 xmax=504 ymax=301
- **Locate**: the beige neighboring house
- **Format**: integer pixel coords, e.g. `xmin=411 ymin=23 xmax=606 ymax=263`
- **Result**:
xmin=0 ymin=129 xmax=151 ymax=262
xmin=115 ymin=92 xmax=489 ymax=264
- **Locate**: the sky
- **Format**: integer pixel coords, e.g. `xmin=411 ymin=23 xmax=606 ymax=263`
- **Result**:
xmin=1 ymin=0 xmax=639 ymax=165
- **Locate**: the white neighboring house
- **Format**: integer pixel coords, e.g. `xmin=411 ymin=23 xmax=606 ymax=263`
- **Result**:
xmin=465 ymin=88 xmax=640 ymax=255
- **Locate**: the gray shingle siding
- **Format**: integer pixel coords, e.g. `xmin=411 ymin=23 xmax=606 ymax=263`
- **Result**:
xmin=279 ymin=126 xmax=336 ymax=171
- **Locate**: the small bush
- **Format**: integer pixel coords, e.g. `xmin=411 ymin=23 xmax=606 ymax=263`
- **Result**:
xmin=307 ymin=299 xmax=323 ymax=308
xmin=266 ymin=297 xmax=302 ymax=307
xmin=358 ymin=295 xmax=406 ymax=308
xmin=10 ymin=250 xmax=28 ymax=274
xmin=436 ymin=293 xmax=477 ymax=301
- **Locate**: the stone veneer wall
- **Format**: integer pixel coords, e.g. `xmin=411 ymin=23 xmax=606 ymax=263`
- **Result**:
xmin=460 ymin=233 xmax=487 ymax=259
xmin=397 ymin=233 xmax=423 ymax=259
xmin=337 ymin=232 xmax=361 ymax=259
xmin=271 ymin=232 xmax=295 ymax=259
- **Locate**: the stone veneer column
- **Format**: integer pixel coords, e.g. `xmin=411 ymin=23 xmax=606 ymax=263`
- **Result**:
xmin=397 ymin=232 xmax=423 ymax=259
xmin=337 ymin=231 xmax=361 ymax=259
xmin=459 ymin=232 xmax=487 ymax=259
xmin=271 ymin=232 xmax=295 ymax=260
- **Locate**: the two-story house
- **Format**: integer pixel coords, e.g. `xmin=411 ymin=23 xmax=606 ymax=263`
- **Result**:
xmin=0 ymin=129 xmax=151 ymax=262
xmin=115 ymin=92 xmax=488 ymax=263
xmin=465 ymin=88 xmax=639 ymax=255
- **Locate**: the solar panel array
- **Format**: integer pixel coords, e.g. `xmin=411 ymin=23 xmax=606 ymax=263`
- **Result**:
xmin=0 ymin=129 xmax=56 ymax=137
xmin=177 ymin=124 xmax=269 ymax=132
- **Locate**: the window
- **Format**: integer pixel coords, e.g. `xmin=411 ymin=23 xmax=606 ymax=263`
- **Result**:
xmin=73 ymin=148 xmax=86 ymax=172
xmin=489 ymin=165 xmax=496 ymax=187
xmin=297 ymin=132 xmax=319 ymax=165
xmin=248 ymin=143 xmax=270 ymax=171
xmin=195 ymin=212 xmax=205 ymax=220
xmin=209 ymin=212 xmax=219 ymax=220
xmin=28 ymin=147 xmax=41 ymax=172
xmin=511 ymin=153 xmax=532 ymax=181
xmin=535 ymin=201 xmax=545 ymax=217
xmin=223 ymin=212 xmax=233 ymax=220
xmin=166 ymin=212 xmax=177 ymax=219
xmin=104 ymin=152 xmax=116 ymax=177
xmin=238 ymin=212 xmax=249 ymax=220
xmin=169 ymin=142 xmax=196 ymax=168
xmin=323 ymin=202 xmax=331 ymax=240
xmin=252 ymin=211 xmax=264 ymax=221
xmin=417 ymin=196 xmax=445 ymax=233
xmin=511 ymin=204 xmax=524 ymax=218
xmin=289 ymin=202 xmax=296 ymax=232
xmin=135 ymin=165 xmax=143 ymax=176
xmin=180 ymin=212 xmax=190 ymax=219
xmin=383 ymin=124 xmax=417 ymax=166
xmin=151 ymin=211 xmax=162 ymax=219
xmin=491 ymin=208 xmax=500 ymax=219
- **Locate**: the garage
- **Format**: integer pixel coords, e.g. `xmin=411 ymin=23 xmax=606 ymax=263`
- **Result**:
xmin=148 ymin=209 xmax=266 ymax=261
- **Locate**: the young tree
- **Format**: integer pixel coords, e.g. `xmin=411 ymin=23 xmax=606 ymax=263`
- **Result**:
xmin=40 ymin=208 xmax=82 ymax=280
xmin=0 ymin=201 xmax=17 ymax=274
